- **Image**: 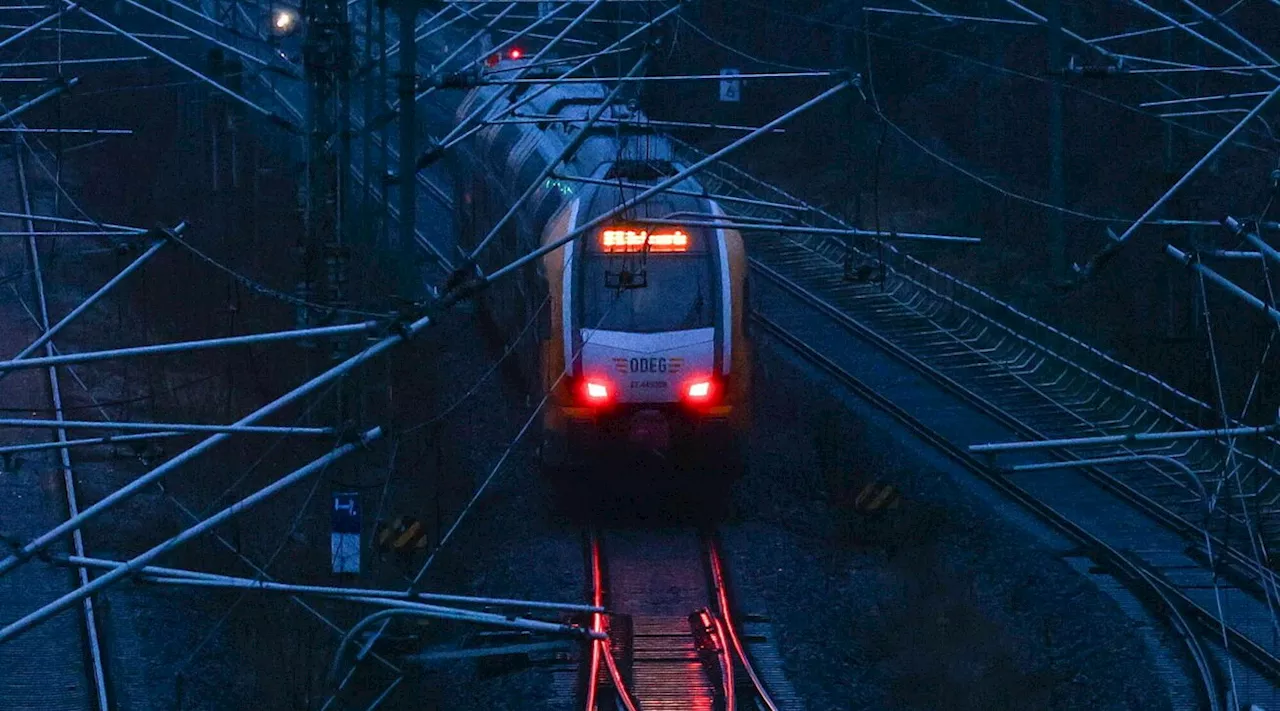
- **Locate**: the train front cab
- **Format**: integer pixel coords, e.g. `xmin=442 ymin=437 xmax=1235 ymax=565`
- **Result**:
xmin=537 ymin=196 xmax=752 ymax=487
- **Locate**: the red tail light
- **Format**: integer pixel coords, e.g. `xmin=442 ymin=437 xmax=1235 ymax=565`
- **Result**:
xmin=684 ymin=379 xmax=715 ymax=402
xmin=583 ymin=380 xmax=610 ymax=404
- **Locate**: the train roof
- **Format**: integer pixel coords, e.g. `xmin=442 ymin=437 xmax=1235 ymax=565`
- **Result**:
xmin=575 ymin=160 xmax=714 ymax=227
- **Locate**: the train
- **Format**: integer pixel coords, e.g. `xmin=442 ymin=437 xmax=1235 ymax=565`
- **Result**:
xmin=446 ymin=48 xmax=753 ymax=485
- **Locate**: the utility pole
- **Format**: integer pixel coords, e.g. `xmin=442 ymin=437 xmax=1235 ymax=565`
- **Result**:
xmin=1047 ymin=0 xmax=1066 ymax=283
xmin=300 ymin=0 xmax=353 ymax=412
xmin=1162 ymin=25 xmax=1180 ymax=340
xmin=396 ymin=0 xmax=419 ymax=299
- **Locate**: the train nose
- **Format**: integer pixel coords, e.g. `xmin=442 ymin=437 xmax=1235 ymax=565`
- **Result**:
xmin=627 ymin=409 xmax=671 ymax=452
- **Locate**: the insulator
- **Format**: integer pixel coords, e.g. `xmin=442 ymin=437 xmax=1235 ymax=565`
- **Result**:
xmin=432 ymin=68 xmax=483 ymax=90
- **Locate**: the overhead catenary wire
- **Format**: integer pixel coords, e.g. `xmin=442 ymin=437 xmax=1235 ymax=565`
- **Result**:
xmin=323 ymin=280 xmax=632 ymax=707
xmin=6 ymin=300 xmax=404 ymax=678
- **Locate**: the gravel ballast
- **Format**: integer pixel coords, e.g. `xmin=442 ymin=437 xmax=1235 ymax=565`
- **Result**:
xmin=717 ymin=340 xmax=1180 ymax=710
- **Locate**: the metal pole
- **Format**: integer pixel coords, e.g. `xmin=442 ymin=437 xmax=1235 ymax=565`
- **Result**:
xmin=1175 ymin=0 xmax=1280 ymax=68
xmin=327 ymin=607 xmax=602 ymax=685
xmin=1203 ymin=250 xmax=1265 ymax=261
xmin=477 ymin=71 xmax=836 ymax=85
xmin=551 ymin=173 xmax=803 ymax=211
xmin=409 ymin=2 xmax=516 ymax=91
xmin=3 ymin=236 xmax=167 ymax=364
xmin=0 ymin=231 xmax=161 ymax=237
xmin=476 ymin=77 xmax=853 ymax=284
xmin=1008 ymin=454 xmax=1208 ymax=500
xmin=0 ymin=77 xmax=79 ymax=124
xmin=0 ymin=320 xmax=380 ymax=372
xmin=488 ymin=115 xmax=786 ymax=133
xmin=1225 ymin=216 xmax=1280 ymax=268
xmin=0 ymin=431 xmax=188 ymax=455
xmin=1127 ymin=0 xmax=1279 ymax=82
xmin=0 ymin=419 xmax=337 ymax=435
xmin=436 ymin=3 xmax=680 ymax=151
xmin=0 ymin=314 xmax=432 ymax=576
xmin=395 ymin=0 xmax=419 ymax=293
xmin=466 ymin=50 xmax=651 ymax=261
xmin=970 ymin=423 xmax=1280 ymax=453
xmin=115 ymin=0 xmax=297 ymax=75
xmin=0 ymin=3 xmax=80 ymax=53
xmin=1166 ymin=244 xmax=1280 ymax=327
xmin=66 ymin=554 xmax=603 ymax=612
xmin=70 ymin=3 xmax=291 ymax=126
xmin=1047 ymin=0 xmax=1065 ymax=282
xmin=634 ymin=217 xmax=981 ymax=243
xmin=1071 ymin=83 xmax=1280 ymax=284
xmin=0 ymin=210 xmax=144 ymax=231
xmin=431 ymin=0 xmax=605 ymax=149
xmin=380 ymin=2 xmax=460 ymax=60
xmin=0 ymin=428 xmax=384 ymax=645
xmin=1141 ymin=91 xmax=1274 ymax=108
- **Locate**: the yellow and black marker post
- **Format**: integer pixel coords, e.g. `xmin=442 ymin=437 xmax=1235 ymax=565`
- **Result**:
xmin=853 ymin=481 xmax=901 ymax=515
xmin=373 ymin=515 xmax=429 ymax=569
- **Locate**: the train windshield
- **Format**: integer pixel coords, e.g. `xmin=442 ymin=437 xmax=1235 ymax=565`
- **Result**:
xmin=580 ymin=253 xmax=715 ymax=333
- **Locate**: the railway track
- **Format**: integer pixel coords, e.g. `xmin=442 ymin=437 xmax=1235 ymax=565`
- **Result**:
xmin=583 ymin=528 xmax=796 ymax=711
xmin=0 ymin=143 xmax=110 ymax=709
xmin=660 ymin=139 xmax=1280 ymax=704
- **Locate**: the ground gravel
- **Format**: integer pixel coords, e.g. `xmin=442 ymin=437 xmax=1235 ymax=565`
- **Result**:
xmin=716 ymin=342 xmax=1176 ymax=711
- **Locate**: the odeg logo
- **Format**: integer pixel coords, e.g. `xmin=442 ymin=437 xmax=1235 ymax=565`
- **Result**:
xmin=629 ymin=357 xmax=669 ymax=373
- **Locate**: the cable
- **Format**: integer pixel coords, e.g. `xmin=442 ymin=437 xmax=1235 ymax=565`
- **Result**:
xmin=864 ymin=20 xmax=888 ymax=288
xmin=172 ymin=443 xmax=335 ymax=679
xmin=1196 ymin=268 xmax=1279 ymax=705
xmin=676 ymin=16 xmax=819 ymax=73
xmin=161 ymin=227 xmax=396 ymax=318
xmin=400 ymin=292 xmax=549 ymax=437
xmin=858 ymin=32 xmax=1128 ymax=224
xmin=0 ymin=372 xmax=223 ymax=413
xmin=860 ymin=27 xmax=1273 ymax=155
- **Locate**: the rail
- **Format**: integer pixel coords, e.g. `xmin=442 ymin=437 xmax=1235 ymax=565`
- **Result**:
xmin=669 ymin=135 xmax=1280 ymax=573
xmin=754 ymin=313 xmax=1237 ymax=705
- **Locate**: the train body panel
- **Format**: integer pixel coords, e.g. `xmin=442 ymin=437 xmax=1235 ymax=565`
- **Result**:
xmin=451 ymin=53 xmax=752 ymax=482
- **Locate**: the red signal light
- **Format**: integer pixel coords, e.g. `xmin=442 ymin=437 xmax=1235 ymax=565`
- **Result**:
xmin=509 ymin=48 xmax=523 ymax=60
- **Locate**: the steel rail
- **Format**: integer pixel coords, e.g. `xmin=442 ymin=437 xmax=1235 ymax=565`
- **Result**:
xmin=705 ymin=534 xmax=780 ymax=711
xmin=750 ymin=253 xmax=1280 ymax=613
xmin=585 ymin=530 xmax=639 ymax=711
xmin=583 ymin=531 xmax=604 ymax=711
xmin=1135 ymin=564 xmax=1224 ymax=711
xmin=752 ymin=313 xmax=1251 ymax=696
xmin=16 ymin=144 xmax=110 ymax=711
xmin=668 ymin=134 xmax=1280 ymax=489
